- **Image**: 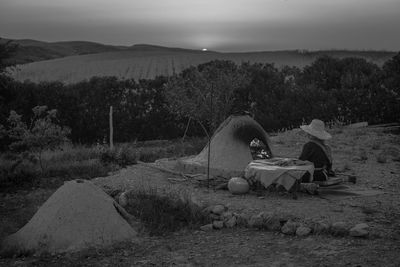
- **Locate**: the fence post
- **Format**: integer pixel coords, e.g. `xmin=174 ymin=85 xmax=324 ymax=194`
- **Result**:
xmin=109 ymin=106 xmax=114 ymax=150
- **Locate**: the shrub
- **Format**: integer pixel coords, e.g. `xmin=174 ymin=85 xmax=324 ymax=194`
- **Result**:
xmin=100 ymin=146 xmax=138 ymax=167
xmin=0 ymin=155 xmax=40 ymax=189
xmin=3 ymin=106 xmax=71 ymax=173
xmin=124 ymin=187 xmax=209 ymax=235
xmin=0 ymin=166 xmax=38 ymax=189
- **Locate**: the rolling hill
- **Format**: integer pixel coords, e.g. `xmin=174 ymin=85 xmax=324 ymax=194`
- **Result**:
xmin=4 ymin=38 xmax=396 ymax=84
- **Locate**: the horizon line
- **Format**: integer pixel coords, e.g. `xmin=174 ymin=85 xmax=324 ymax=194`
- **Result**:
xmin=1 ymin=36 xmax=398 ymax=54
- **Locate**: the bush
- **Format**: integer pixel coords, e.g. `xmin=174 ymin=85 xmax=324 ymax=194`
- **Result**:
xmin=0 ymin=166 xmax=38 ymax=189
xmin=0 ymin=155 xmax=40 ymax=189
xmin=100 ymin=145 xmax=138 ymax=167
xmin=124 ymin=187 xmax=209 ymax=235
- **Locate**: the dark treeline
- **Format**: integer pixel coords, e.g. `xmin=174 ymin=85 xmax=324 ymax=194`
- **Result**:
xmin=1 ymin=52 xmax=399 ymax=148
xmin=1 ymin=76 xmax=186 ymax=145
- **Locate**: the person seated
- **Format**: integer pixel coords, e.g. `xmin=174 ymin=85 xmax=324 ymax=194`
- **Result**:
xmin=299 ymin=119 xmax=335 ymax=182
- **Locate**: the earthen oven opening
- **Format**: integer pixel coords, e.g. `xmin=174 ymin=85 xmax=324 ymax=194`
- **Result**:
xmin=250 ymin=138 xmax=271 ymax=159
xmin=232 ymin=119 xmax=273 ymax=160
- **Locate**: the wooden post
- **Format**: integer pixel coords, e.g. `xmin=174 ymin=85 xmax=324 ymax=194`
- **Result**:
xmin=207 ymin=84 xmax=213 ymax=189
xmin=109 ymin=106 xmax=114 ymax=150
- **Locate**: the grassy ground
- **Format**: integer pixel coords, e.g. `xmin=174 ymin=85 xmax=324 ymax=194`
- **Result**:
xmin=0 ymin=137 xmax=207 ymax=253
xmin=0 ymin=137 xmax=207 ymax=192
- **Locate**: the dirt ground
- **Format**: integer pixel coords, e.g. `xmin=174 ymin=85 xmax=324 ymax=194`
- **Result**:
xmin=1 ymin=126 xmax=400 ymax=266
xmin=0 ymin=228 xmax=399 ymax=267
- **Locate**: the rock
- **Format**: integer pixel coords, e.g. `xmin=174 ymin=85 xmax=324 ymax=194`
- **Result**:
xmin=260 ymin=213 xmax=281 ymax=231
xmin=331 ymin=222 xmax=349 ymax=236
xmin=213 ymin=220 xmax=224 ymax=229
xmin=248 ymin=214 xmax=264 ymax=229
xmin=312 ymin=221 xmax=330 ymax=234
xmin=118 ymin=192 xmax=129 ymax=207
xmin=200 ymin=224 xmax=213 ymax=231
xmin=211 ymin=205 xmax=226 ymax=215
xmin=281 ymin=220 xmax=299 ymax=235
xmin=221 ymin=211 xmax=233 ymax=222
xmin=224 ymin=216 xmax=237 ymax=228
xmin=296 ymin=226 xmax=312 ymax=236
xmin=349 ymin=223 xmax=369 ymax=237
xmin=276 ymin=212 xmax=296 ymax=225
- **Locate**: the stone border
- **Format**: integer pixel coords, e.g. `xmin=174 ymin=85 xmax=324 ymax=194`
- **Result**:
xmin=116 ymin=189 xmax=370 ymax=239
xmin=200 ymin=204 xmax=370 ymax=238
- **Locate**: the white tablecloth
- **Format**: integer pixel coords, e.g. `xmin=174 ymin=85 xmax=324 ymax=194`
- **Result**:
xmin=244 ymin=158 xmax=314 ymax=191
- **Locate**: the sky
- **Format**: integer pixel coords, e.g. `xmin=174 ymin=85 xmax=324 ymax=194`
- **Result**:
xmin=1 ymin=0 xmax=399 ymax=52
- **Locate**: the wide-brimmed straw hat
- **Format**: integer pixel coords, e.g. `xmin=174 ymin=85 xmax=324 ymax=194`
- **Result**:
xmin=300 ymin=119 xmax=332 ymax=140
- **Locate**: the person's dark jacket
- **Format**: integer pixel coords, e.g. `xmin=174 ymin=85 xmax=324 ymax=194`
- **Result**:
xmin=299 ymin=141 xmax=334 ymax=181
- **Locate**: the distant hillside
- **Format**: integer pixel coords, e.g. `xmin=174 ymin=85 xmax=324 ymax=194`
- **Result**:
xmin=4 ymin=38 xmax=396 ymax=84
xmin=1 ymin=38 xmax=125 ymax=64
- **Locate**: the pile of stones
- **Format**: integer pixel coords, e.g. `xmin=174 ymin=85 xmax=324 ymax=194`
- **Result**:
xmin=200 ymin=204 xmax=370 ymax=238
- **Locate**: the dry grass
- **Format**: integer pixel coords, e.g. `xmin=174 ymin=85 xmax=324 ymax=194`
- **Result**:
xmin=0 ymin=138 xmax=207 ymax=191
xmin=123 ymin=186 xmax=210 ymax=235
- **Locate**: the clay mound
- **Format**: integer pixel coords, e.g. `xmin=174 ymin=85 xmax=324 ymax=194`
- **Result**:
xmin=178 ymin=115 xmax=272 ymax=177
xmin=1 ymin=180 xmax=137 ymax=254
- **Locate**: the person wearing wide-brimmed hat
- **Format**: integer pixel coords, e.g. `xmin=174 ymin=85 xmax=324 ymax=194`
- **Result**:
xmin=299 ymin=119 xmax=335 ymax=182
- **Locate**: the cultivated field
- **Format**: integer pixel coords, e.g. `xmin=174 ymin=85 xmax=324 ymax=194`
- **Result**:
xmin=10 ymin=45 xmax=395 ymax=84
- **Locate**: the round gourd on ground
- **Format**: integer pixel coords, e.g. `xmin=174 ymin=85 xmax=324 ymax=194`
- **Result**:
xmin=228 ymin=177 xmax=250 ymax=194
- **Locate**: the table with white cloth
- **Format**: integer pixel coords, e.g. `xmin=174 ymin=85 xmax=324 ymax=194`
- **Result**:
xmin=244 ymin=158 xmax=314 ymax=191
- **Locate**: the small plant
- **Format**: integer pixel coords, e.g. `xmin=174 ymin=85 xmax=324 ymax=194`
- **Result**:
xmin=100 ymin=145 xmax=137 ymax=167
xmin=124 ymin=187 xmax=209 ymax=235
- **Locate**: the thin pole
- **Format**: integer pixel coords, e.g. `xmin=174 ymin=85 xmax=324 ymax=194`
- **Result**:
xmin=207 ymin=135 xmax=211 ymax=189
xmin=109 ymin=106 xmax=114 ymax=150
xmin=182 ymin=117 xmax=191 ymax=142
xmin=207 ymin=84 xmax=213 ymax=189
